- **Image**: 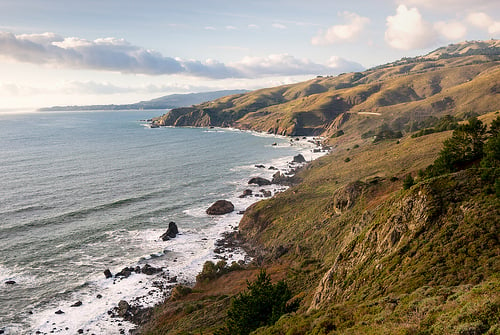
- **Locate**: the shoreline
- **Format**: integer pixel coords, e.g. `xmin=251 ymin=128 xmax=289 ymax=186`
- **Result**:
xmin=25 ymin=128 xmax=328 ymax=335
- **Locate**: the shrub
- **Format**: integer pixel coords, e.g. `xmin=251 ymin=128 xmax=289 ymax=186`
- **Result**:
xmin=219 ymin=270 xmax=299 ymax=335
xmin=403 ymin=175 xmax=415 ymax=190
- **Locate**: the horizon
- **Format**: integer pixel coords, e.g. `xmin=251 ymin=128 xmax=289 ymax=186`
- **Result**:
xmin=0 ymin=0 xmax=499 ymax=109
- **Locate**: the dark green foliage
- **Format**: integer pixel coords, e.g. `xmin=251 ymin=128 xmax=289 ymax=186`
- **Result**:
xmin=427 ymin=117 xmax=487 ymax=176
xmin=403 ymin=174 xmax=415 ymax=190
xmin=196 ymin=260 xmax=243 ymax=283
xmin=344 ymin=157 xmax=351 ymax=162
xmin=219 ymin=270 xmax=299 ymax=335
xmin=411 ymin=115 xmax=459 ymax=138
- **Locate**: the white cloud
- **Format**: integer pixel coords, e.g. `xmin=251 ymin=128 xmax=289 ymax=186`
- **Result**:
xmin=204 ymin=26 xmax=216 ymax=31
xmin=0 ymin=31 xmax=365 ymax=79
xmin=311 ymin=12 xmax=370 ymax=45
xmin=272 ymin=23 xmax=287 ymax=29
xmin=434 ymin=20 xmax=467 ymax=40
xmin=385 ymin=5 xmax=437 ymax=50
xmin=232 ymin=54 xmax=364 ymax=77
xmin=225 ymin=25 xmax=237 ymax=30
xmin=248 ymin=24 xmax=260 ymax=29
xmin=398 ymin=0 xmax=498 ymax=11
xmin=467 ymin=12 xmax=500 ymax=34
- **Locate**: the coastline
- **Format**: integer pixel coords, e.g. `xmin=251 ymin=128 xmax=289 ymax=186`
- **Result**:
xmin=26 ymin=128 xmax=328 ymax=335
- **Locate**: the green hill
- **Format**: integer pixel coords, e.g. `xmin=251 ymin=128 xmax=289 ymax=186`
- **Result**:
xmin=141 ymin=41 xmax=500 ymax=335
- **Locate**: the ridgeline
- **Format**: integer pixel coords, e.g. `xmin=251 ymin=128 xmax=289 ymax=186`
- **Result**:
xmin=142 ymin=40 xmax=500 ymax=334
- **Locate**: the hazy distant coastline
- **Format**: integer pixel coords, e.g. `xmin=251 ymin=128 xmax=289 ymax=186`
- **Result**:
xmin=38 ymin=90 xmax=248 ymax=112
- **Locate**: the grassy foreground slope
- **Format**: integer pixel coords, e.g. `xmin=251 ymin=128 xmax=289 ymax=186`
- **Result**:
xmin=142 ymin=41 xmax=500 ymax=334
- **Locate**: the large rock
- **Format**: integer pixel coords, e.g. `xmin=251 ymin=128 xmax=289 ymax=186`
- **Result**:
xmin=206 ymin=200 xmax=234 ymax=215
xmin=293 ymin=154 xmax=306 ymax=163
xmin=160 ymin=221 xmax=179 ymax=240
xmin=248 ymin=177 xmax=272 ymax=186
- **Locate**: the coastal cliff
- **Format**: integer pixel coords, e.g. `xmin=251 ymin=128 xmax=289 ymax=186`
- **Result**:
xmin=141 ymin=41 xmax=500 ymax=334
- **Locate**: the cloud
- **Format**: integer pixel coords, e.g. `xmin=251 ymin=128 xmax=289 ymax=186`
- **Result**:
xmin=434 ymin=20 xmax=467 ymax=40
xmin=272 ymin=23 xmax=287 ymax=29
xmin=0 ymin=31 xmax=365 ymax=79
xmin=232 ymin=54 xmax=364 ymax=77
xmin=467 ymin=12 xmax=500 ymax=34
xmin=397 ymin=0 xmax=498 ymax=11
xmin=204 ymin=26 xmax=216 ymax=31
xmin=248 ymin=24 xmax=260 ymax=29
xmin=385 ymin=5 xmax=437 ymax=50
xmin=311 ymin=12 xmax=370 ymax=45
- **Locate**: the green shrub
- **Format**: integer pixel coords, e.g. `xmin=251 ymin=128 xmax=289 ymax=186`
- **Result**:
xmin=219 ymin=270 xmax=299 ymax=335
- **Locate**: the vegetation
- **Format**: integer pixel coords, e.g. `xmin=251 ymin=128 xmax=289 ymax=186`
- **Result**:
xmin=216 ymin=270 xmax=299 ymax=335
xmin=140 ymin=41 xmax=500 ymax=335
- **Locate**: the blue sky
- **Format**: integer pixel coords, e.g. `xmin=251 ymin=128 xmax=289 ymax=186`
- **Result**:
xmin=0 ymin=0 xmax=498 ymax=109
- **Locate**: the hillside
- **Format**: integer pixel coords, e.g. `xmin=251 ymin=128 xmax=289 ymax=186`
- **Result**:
xmin=38 ymin=89 xmax=248 ymax=111
xmin=140 ymin=41 xmax=500 ymax=335
xmin=155 ymin=40 xmax=500 ymax=139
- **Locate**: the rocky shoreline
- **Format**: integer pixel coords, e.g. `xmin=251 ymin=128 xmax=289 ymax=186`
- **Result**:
xmin=120 ymin=150 xmax=325 ymax=334
xmin=25 ymin=139 xmax=327 ymax=335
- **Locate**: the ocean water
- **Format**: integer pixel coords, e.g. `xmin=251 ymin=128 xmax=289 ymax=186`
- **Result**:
xmin=0 ymin=110 xmax=321 ymax=334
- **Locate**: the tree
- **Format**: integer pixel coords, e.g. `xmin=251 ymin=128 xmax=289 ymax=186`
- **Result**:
xmin=220 ymin=270 xmax=299 ymax=335
xmin=429 ymin=117 xmax=487 ymax=176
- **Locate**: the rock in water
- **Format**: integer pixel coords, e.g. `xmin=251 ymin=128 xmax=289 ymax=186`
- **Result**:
xmin=248 ymin=177 xmax=272 ymax=186
xmin=160 ymin=221 xmax=179 ymax=240
xmin=71 ymin=301 xmax=83 ymax=307
xmin=206 ymin=200 xmax=234 ymax=215
xmin=5 ymin=280 xmax=16 ymax=285
xmin=293 ymin=154 xmax=306 ymax=163
xmin=104 ymin=269 xmax=113 ymax=279
xmin=55 ymin=310 xmax=64 ymax=314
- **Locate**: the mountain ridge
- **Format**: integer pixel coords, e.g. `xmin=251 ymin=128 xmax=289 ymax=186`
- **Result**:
xmin=38 ymin=89 xmax=248 ymax=112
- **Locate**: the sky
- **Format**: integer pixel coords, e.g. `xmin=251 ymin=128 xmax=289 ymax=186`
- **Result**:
xmin=0 ymin=0 xmax=499 ymax=109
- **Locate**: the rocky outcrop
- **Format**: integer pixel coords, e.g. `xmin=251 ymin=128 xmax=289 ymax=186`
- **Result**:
xmin=206 ymin=200 xmax=235 ymax=215
xmin=292 ymin=154 xmax=306 ymax=163
xmin=160 ymin=221 xmax=179 ymax=240
xmin=331 ymin=181 xmax=366 ymax=215
xmin=309 ymin=178 xmax=450 ymax=310
xmin=248 ymin=177 xmax=272 ymax=186
xmin=239 ymin=189 xmax=253 ymax=198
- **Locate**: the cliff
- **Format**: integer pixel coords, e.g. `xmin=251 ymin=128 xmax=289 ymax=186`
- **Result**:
xmin=140 ymin=41 xmax=500 ymax=334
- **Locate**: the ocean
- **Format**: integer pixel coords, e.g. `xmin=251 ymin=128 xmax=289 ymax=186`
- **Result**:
xmin=0 ymin=110 xmax=321 ymax=334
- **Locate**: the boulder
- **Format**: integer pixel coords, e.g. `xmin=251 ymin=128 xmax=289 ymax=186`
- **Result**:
xmin=248 ymin=177 xmax=272 ymax=186
xmin=261 ymin=190 xmax=272 ymax=197
xmin=206 ymin=200 xmax=234 ymax=215
xmin=5 ymin=280 xmax=16 ymax=285
xmin=117 ymin=300 xmax=130 ymax=318
xmin=293 ymin=154 xmax=306 ymax=163
xmin=71 ymin=301 xmax=83 ymax=307
xmin=160 ymin=221 xmax=179 ymax=240
xmin=239 ymin=189 xmax=253 ymax=198
xmin=115 ymin=267 xmax=134 ymax=278
xmin=141 ymin=264 xmax=162 ymax=275
xmin=255 ymin=164 xmax=266 ymax=169
xmin=55 ymin=310 xmax=65 ymax=315
xmin=104 ymin=269 xmax=113 ymax=279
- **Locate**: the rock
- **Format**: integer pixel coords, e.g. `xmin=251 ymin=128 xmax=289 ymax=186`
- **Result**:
xmin=248 ymin=177 xmax=272 ymax=186
xmin=268 ymin=166 xmax=278 ymax=170
xmin=115 ymin=267 xmax=134 ymax=278
xmin=96 ymin=294 xmax=103 ymax=299
xmin=160 ymin=221 xmax=179 ymax=240
xmin=77 ymin=330 xmax=84 ymax=334
xmin=117 ymin=300 xmax=130 ymax=318
xmin=206 ymin=200 xmax=234 ymax=215
xmin=5 ymin=280 xmax=16 ymax=285
xmin=55 ymin=310 xmax=64 ymax=315
xmin=261 ymin=190 xmax=272 ymax=197
xmin=239 ymin=189 xmax=253 ymax=198
xmin=292 ymin=154 xmax=306 ymax=163
xmin=70 ymin=301 xmax=83 ymax=307
xmin=255 ymin=164 xmax=265 ymax=168
xmin=141 ymin=264 xmax=162 ymax=275
xmin=104 ymin=269 xmax=113 ymax=279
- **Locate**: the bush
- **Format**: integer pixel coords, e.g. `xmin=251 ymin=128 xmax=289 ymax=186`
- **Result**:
xmin=219 ymin=270 xmax=299 ymax=335
xmin=403 ymin=175 xmax=415 ymax=189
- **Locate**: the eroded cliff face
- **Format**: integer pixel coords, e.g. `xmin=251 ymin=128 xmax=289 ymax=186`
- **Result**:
xmin=309 ymin=170 xmax=498 ymax=311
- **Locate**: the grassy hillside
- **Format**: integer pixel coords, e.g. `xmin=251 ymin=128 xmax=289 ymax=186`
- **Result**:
xmin=155 ymin=40 xmax=500 ymax=138
xmin=141 ymin=41 xmax=500 ymax=334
